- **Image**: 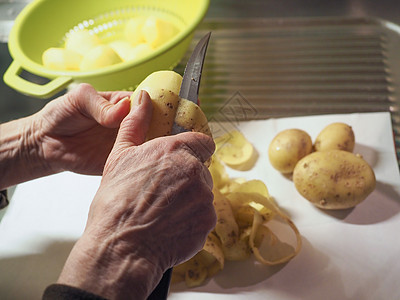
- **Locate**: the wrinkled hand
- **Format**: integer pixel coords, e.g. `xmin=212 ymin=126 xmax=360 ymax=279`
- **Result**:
xmin=57 ymin=91 xmax=216 ymax=300
xmin=34 ymin=83 xmax=131 ymax=175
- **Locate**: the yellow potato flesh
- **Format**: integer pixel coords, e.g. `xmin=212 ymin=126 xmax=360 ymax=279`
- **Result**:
xmin=141 ymin=16 xmax=178 ymax=48
xmin=65 ymin=29 xmax=101 ymax=56
xmin=42 ymin=48 xmax=82 ymax=71
xmin=42 ymin=15 xmax=179 ymax=71
xmin=108 ymin=40 xmax=135 ymax=62
xmin=130 ymin=70 xmax=211 ymax=140
xmin=174 ymin=156 xmax=301 ymax=287
xmin=126 ymin=43 xmax=153 ymax=62
xmin=293 ymin=149 xmax=376 ymax=209
xmin=79 ymin=45 xmax=123 ymax=71
xmin=215 ymin=130 xmax=256 ymax=170
xmin=124 ymin=17 xmax=146 ymax=46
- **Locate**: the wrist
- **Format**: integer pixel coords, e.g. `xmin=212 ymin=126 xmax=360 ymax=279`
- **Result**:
xmin=0 ymin=115 xmax=51 ymax=189
xmin=58 ymin=233 xmax=163 ymax=300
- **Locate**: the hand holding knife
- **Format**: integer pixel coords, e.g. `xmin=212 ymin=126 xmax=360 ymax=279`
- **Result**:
xmin=147 ymin=31 xmax=211 ymax=300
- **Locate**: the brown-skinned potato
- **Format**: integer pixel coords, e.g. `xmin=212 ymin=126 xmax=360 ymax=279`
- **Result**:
xmin=293 ymin=149 xmax=376 ymax=209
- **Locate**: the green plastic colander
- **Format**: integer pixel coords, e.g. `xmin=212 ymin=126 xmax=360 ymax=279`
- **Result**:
xmin=4 ymin=0 xmax=209 ymax=98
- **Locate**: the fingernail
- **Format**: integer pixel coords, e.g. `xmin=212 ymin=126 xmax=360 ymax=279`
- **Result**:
xmin=118 ymin=96 xmax=130 ymax=106
xmin=132 ymin=90 xmax=144 ymax=107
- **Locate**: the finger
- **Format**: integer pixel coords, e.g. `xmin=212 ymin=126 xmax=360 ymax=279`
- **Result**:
xmin=99 ymin=91 xmax=133 ymax=105
xmin=176 ymin=132 xmax=215 ymax=165
xmin=199 ymin=164 xmax=214 ymax=189
xmin=114 ymin=90 xmax=153 ymax=148
xmin=72 ymin=84 xmax=131 ymax=128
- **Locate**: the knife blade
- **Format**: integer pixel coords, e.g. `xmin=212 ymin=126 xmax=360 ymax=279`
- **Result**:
xmin=147 ymin=32 xmax=211 ymax=300
xmin=179 ymin=31 xmax=211 ymax=103
xmin=171 ymin=32 xmax=211 ymax=135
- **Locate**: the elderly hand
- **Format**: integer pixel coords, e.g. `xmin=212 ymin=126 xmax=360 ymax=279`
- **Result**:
xmin=34 ymin=83 xmax=132 ymax=175
xmin=0 ymin=84 xmax=131 ymax=190
xmin=57 ymin=91 xmax=216 ymax=299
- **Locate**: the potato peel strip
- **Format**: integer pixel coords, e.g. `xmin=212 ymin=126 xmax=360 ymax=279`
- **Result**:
xmin=173 ymin=133 xmax=302 ymax=287
xmin=250 ymin=207 xmax=302 ymax=266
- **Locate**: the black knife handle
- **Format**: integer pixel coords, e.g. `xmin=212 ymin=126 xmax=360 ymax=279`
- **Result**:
xmin=147 ymin=268 xmax=172 ymax=300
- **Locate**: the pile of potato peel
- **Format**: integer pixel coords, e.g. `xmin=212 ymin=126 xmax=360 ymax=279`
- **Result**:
xmin=172 ymin=131 xmax=302 ymax=287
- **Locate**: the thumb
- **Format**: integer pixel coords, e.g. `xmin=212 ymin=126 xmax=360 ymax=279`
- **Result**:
xmin=113 ymin=90 xmax=153 ymax=148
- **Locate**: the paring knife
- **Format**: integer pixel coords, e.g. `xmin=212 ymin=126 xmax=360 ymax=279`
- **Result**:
xmin=147 ymin=31 xmax=211 ymax=300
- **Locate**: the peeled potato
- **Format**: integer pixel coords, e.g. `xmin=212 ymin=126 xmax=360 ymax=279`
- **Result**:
xmin=314 ymin=122 xmax=355 ymax=152
xmin=130 ymin=70 xmax=211 ymax=140
xmin=109 ymin=40 xmax=152 ymax=63
xmin=124 ymin=17 xmax=146 ymax=46
xmin=80 ymin=45 xmax=123 ymax=71
xmin=42 ymin=47 xmax=82 ymax=70
xmin=65 ymin=29 xmax=101 ymax=56
xmin=108 ymin=40 xmax=134 ymax=61
xmin=126 ymin=43 xmax=153 ymax=62
xmin=142 ymin=16 xmax=178 ymax=48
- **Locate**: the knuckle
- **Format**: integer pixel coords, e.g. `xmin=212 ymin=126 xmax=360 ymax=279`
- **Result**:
xmin=76 ymin=83 xmax=93 ymax=93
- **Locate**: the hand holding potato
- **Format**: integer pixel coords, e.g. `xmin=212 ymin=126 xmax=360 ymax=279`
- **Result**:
xmin=57 ymin=91 xmax=216 ymax=299
xmin=0 ymin=83 xmax=134 ymax=191
xmin=130 ymin=70 xmax=212 ymax=140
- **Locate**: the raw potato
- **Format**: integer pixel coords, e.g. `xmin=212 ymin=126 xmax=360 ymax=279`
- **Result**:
xmin=108 ymin=40 xmax=134 ymax=61
xmin=65 ymin=29 xmax=101 ymax=56
xmin=314 ymin=122 xmax=355 ymax=152
xmin=124 ymin=16 xmax=146 ymax=46
xmin=80 ymin=45 xmax=123 ymax=71
xmin=141 ymin=16 xmax=178 ymax=48
xmin=130 ymin=70 xmax=211 ymax=141
xmin=268 ymin=129 xmax=313 ymax=174
xmin=42 ymin=48 xmax=82 ymax=70
xmin=43 ymin=15 xmax=179 ymax=71
xmin=126 ymin=43 xmax=153 ymax=62
xmin=293 ymin=149 xmax=376 ymax=209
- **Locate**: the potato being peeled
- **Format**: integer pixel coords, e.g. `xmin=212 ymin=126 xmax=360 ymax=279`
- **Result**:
xmin=293 ymin=150 xmax=376 ymax=209
xmin=130 ymin=70 xmax=211 ymax=141
xmin=268 ymin=129 xmax=313 ymax=174
xmin=314 ymin=122 xmax=355 ymax=152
